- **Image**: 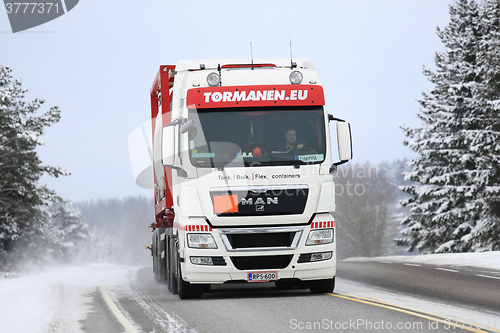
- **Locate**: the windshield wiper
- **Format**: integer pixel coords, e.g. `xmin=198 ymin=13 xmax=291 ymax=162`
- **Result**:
xmin=242 ymin=160 xmax=304 ymax=168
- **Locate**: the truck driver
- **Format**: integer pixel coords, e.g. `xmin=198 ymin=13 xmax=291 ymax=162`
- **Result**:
xmin=282 ymin=128 xmax=305 ymax=153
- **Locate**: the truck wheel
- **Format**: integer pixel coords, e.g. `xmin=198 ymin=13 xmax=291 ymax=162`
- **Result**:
xmin=177 ymin=257 xmax=204 ymax=299
xmin=154 ymin=257 xmax=160 ymax=283
xmin=168 ymin=254 xmax=178 ymax=294
xmin=157 ymin=229 xmax=167 ymax=284
xmin=153 ymin=231 xmax=160 ymax=283
xmin=153 ymin=255 xmax=158 ymax=282
xmin=167 ymin=229 xmax=178 ymax=294
xmin=309 ymin=277 xmax=335 ymax=294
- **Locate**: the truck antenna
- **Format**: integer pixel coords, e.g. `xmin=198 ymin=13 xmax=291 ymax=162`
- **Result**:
xmin=217 ymin=63 xmax=222 ymax=86
xmin=250 ymin=42 xmax=254 ymax=70
xmin=290 ymin=37 xmax=297 ymax=69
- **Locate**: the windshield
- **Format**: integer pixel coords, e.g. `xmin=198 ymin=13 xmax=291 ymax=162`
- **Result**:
xmin=188 ymin=106 xmax=326 ymax=168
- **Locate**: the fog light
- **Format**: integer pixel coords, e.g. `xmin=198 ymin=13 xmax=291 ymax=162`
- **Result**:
xmin=207 ymin=72 xmax=220 ymax=87
xmin=311 ymin=252 xmax=332 ymax=262
xmin=191 ymin=257 xmax=214 ymax=265
xmin=289 ymin=70 xmax=303 ymax=84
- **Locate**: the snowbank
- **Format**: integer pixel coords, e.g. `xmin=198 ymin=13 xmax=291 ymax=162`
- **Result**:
xmin=0 ymin=264 xmax=133 ymax=333
xmin=345 ymin=251 xmax=500 ymax=270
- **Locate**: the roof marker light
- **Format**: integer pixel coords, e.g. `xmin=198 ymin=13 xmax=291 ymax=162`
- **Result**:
xmin=289 ymin=70 xmax=303 ymax=84
xmin=207 ymin=72 xmax=220 ymax=87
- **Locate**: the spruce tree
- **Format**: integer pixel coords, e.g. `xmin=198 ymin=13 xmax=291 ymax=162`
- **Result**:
xmin=0 ymin=65 xmax=68 ymax=269
xmin=399 ymin=0 xmax=500 ymax=253
xmin=400 ymin=0 xmax=480 ymax=253
xmin=49 ymin=201 xmax=90 ymax=263
xmin=470 ymin=0 xmax=500 ymax=251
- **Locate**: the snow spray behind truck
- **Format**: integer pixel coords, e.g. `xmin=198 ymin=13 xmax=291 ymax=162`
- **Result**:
xmin=148 ymin=58 xmax=352 ymax=299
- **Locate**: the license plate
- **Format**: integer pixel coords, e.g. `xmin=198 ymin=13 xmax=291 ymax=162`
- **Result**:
xmin=247 ymin=271 xmax=277 ymax=282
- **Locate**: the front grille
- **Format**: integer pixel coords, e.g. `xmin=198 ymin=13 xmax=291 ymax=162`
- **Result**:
xmin=210 ymin=185 xmax=309 ymax=216
xmin=227 ymin=232 xmax=295 ymax=249
xmin=230 ymin=255 xmax=293 ymax=270
xmin=297 ymin=253 xmax=312 ymax=263
xmin=212 ymin=257 xmax=227 ymax=266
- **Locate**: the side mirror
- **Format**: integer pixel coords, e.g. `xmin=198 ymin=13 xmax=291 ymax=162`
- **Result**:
xmin=161 ymin=126 xmax=175 ymax=165
xmin=180 ymin=119 xmax=194 ymax=134
xmin=337 ymin=122 xmax=352 ymax=162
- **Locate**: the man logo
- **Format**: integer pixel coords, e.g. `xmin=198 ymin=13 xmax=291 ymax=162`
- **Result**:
xmin=4 ymin=0 xmax=79 ymax=33
xmin=241 ymin=197 xmax=278 ymax=206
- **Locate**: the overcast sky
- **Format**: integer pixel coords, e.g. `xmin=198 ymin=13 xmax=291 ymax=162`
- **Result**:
xmin=1 ymin=0 xmax=454 ymax=202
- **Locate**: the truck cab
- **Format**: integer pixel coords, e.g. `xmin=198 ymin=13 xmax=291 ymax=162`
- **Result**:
xmin=149 ymin=58 xmax=352 ymax=298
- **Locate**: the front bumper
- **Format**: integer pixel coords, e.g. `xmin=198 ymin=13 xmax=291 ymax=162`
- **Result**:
xmin=181 ymin=246 xmax=336 ymax=284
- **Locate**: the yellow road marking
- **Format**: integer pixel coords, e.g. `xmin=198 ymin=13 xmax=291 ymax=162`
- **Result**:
xmin=99 ymin=286 xmax=140 ymax=333
xmin=327 ymin=292 xmax=500 ymax=333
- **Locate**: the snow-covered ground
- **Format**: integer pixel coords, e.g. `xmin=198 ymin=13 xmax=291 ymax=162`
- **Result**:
xmin=1 ymin=252 xmax=499 ymax=333
xmin=0 ymin=264 xmax=135 ymax=333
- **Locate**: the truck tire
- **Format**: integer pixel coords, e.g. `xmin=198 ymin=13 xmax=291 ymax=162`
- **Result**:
xmin=152 ymin=230 xmax=160 ymax=283
xmin=309 ymin=277 xmax=335 ymax=294
xmin=166 ymin=229 xmax=178 ymax=294
xmin=177 ymin=256 xmax=204 ymax=299
xmin=157 ymin=228 xmax=167 ymax=284
xmin=154 ymin=256 xmax=159 ymax=283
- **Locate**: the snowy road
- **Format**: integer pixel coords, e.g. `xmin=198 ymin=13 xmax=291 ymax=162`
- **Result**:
xmin=1 ymin=255 xmax=500 ymax=333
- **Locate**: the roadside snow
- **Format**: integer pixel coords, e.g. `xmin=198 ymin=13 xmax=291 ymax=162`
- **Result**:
xmin=336 ymin=277 xmax=500 ymax=331
xmin=344 ymin=251 xmax=500 ymax=270
xmin=339 ymin=251 xmax=500 ymax=331
xmin=0 ymin=264 xmax=133 ymax=333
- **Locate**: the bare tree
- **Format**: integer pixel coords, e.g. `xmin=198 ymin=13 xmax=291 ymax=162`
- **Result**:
xmin=334 ymin=163 xmax=395 ymax=259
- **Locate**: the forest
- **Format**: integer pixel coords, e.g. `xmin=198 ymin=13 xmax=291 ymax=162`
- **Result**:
xmin=2 ymin=0 xmax=499 ymax=271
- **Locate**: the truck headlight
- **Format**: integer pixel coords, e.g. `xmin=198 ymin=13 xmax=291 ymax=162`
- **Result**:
xmin=306 ymin=229 xmax=333 ymax=245
xmin=187 ymin=233 xmax=217 ymax=249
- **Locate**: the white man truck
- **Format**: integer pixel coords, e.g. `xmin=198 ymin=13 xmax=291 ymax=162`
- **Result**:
xmin=148 ymin=58 xmax=352 ymax=299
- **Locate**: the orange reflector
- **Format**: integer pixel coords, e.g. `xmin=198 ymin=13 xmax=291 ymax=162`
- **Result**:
xmin=214 ymin=195 xmax=238 ymax=213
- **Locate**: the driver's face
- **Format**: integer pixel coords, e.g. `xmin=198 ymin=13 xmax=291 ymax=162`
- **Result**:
xmin=285 ymin=130 xmax=296 ymax=144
